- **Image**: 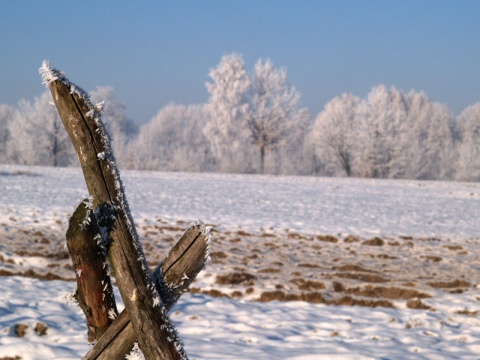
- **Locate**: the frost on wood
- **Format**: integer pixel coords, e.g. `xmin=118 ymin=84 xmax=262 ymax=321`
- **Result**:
xmin=40 ymin=60 xmax=90 ymax=104
xmin=42 ymin=61 xmax=189 ymax=359
xmin=84 ymin=221 xmax=210 ymax=360
xmin=40 ymin=61 xmax=152 ymax=284
xmin=60 ymin=289 xmax=78 ymax=306
xmin=154 ymin=221 xmax=211 ymax=306
xmin=126 ymin=343 xmax=145 ymax=360
xmin=66 ymin=198 xmax=118 ymax=344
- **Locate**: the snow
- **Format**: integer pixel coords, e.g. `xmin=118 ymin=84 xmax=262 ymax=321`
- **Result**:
xmin=1 ymin=164 xmax=480 ymax=359
xmin=1 ymin=277 xmax=480 ymax=359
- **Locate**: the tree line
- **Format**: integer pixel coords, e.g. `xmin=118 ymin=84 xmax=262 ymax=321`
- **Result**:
xmin=1 ymin=53 xmax=479 ymax=181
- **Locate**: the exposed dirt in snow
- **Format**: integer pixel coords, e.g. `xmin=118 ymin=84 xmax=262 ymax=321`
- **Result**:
xmin=1 ymin=216 xmax=479 ymax=312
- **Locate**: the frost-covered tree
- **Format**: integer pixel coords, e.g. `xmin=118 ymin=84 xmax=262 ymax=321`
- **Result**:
xmin=89 ymin=86 xmax=138 ymax=167
xmin=204 ymin=53 xmax=254 ymax=173
xmin=0 ymin=104 xmax=14 ymax=163
xmin=356 ymin=85 xmax=409 ymax=178
xmin=311 ymin=93 xmax=363 ymax=176
xmin=311 ymin=85 xmax=455 ymax=180
xmin=246 ymin=59 xmax=310 ymax=173
xmin=132 ymin=103 xmax=211 ymax=171
xmin=405 ymin=91 xmax=455 ymax=180
xmin=205 ymin=54 xmax=309 ymax=174
xmin=456 ymin=103 xmax=480 ymax=181
xmin=7 ymin=92 xmax=74 ymax=166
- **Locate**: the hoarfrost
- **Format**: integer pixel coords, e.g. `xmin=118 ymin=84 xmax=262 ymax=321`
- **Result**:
xmin=125 ymin=342 xmax=145 ymax=360
xmin=95 ymin=101 xmax=105 ymax=112
xmin=60 ymin=289 xmax=78 ymax=306
xmin=108 ymin=308 xmax=117 ymax=321
xmin=79 ymin=197 xmax=94 ymax=231
xmin=39 ymin=60 xmax=91 ymax=102
xmin=40 ymin=61 xmax=187 ymax=359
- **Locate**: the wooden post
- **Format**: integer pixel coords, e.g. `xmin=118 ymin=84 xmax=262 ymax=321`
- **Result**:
xmin=84 ymin=223 xmax=210 ymax=359
xmin=40 ymin=61 xmax=186 ymax=360
xmin=66 ymin=199 xmax=118 ymax=343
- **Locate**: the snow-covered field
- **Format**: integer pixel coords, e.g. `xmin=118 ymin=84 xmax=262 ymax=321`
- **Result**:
xmin=1 ymin=164 xmax=480 ymax=359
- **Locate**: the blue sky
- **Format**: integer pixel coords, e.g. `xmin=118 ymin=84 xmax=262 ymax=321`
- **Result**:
xmin=1 ymin=1 xmax=479 ymax=124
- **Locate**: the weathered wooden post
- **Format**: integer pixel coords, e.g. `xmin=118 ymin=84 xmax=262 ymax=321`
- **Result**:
xmin=66 ymin=199 xmax=118 ymax=343
xmin=40 ymin=61 xmax=210 ymax=359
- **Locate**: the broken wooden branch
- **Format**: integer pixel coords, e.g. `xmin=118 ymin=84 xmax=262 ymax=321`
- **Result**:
xmin=66 ymin=199 xmax=118 ymax=343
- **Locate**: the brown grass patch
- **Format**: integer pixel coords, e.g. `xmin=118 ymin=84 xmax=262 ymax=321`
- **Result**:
xmin=406 ymin=299 xmax=433 ymax=310
xmin=336 ymin=272 xmax=390 ymax=283
xmin=420 ymin=255 xmax=442 ymax=262
xmin=344 ymin=235 xmax=360 ymax=243
xmin=287 ymin=232 xmax=311 ymax=240
xmin=388 ymin=241 xmax=400 ymax=246
xmin=334 ymin=296 xmax=394 ymax=308
xmin=0 ymin=269 xmax=72 ymax=281
xmin=189 ymin=288 xmax=228 ymax=298
xmin=210 ymin=251 xmax=228 ymax=260
xmin=362 ymin=237 xmax=385 ymax=246
xmin=158 ymin=226 xmax=183 ymax=232
xmin=297 ymin=263 xmax=322 ymax=269
xmin=345 ymin=285 xmax=431 ymax=300
xmin=427 ymin=279 xmax=470 ymax=289
xmin=455 ymin=309 xmax=479 ymax=316
xmin=261 ymin=233 xmax=276 ymax=238
xmin=14 ymin=324 xmax=28 ymax=337
xmin=332 ymin=281 xmax=345 ymax=292
xmin=0 ymin=356 xmax=22 ymax=360
xmin=231 ymin=291 xmax=243 ymax=299
xmin=376 ymin=254 xmax=398 ymax=259
xmin=258 ymin=291 xmax=326 ymax=304
xmin=258 ymin=268 xmax=281 ymax=274
xmin=316 ymin=235 xmax=339 ymax=243
xmin=443 ymin=245 xmax=464 ymax=251
xmin=333 ymin=264 xmax=374 ymax=272
xmin=216 ymin=272 xmax=257 ymax=285
xmin=290 ymin=278 xmax=326 ymax=291
xmin=34 ymin=322 xmax=48 ymax=336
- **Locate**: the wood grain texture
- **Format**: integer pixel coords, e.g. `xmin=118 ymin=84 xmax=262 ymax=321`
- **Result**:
xmin=84 ymin=224 xmax=209 ymax=360
xmin=66 ymin=200 xmax=117 ymax=343
xmin=48 ymin=79 xmax=185 ymax=360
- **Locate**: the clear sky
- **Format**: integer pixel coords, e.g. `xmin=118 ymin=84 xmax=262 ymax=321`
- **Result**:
xmin=1 ymin=1 xmax=479 ymax=124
